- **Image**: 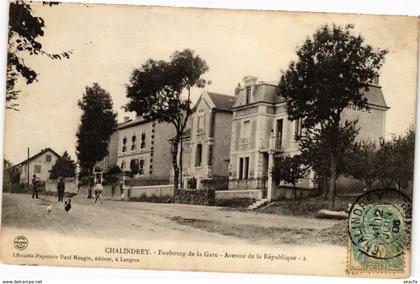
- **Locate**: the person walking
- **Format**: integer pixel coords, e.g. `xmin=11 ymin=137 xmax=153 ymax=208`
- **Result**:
xmin=57 ymin=177 xmax=65 ymax=202
xmin=32 ymin=174 xmax=39 ymax=199
xmin=94 ymin=181 xmax=103 ymax=204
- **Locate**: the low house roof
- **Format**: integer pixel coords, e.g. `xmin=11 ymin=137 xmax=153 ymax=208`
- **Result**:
xmin=206 ymin=92 xmax=235 ymax=111
xmin=17 ymin=148 xmax=60 ymax=166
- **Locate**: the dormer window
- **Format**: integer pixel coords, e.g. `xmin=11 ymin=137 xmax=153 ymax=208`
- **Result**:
xmin=245 ymin=87 xmax=251 ymax=104
xmin=131 ymin=135 xmax=137 ymax=151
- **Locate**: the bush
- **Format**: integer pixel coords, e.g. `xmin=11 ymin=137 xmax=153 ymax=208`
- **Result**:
xmin=201 ymin=176 xmax=229 ymax=191
xmin=174 ymin=189 xmax=215 ymax=206
xmin=130 ymin=193 xmax=173 ymax=203
xmin=187 ymin=177 xmax=197 ymax=189
xmin=10 ymin=183 xmax=28 ymax=193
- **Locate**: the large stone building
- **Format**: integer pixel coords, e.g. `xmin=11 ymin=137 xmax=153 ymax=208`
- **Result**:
xmin=180 ymin=91 xmax=234 ymax=189
xmin=227 ymin=76 xmax=389 ymax=200
xmin=115 ymin=117 xmax=176 ymax=181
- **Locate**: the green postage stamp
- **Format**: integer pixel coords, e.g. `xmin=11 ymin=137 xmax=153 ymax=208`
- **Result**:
xmin=348 ymin=189 xmax=411 ymax=275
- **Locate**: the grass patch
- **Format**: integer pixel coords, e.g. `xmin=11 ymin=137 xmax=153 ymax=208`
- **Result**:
xmin=214 ymin=198 xmax=255 ymax=208
xmin=259 ymin=196 xmax=355 ymax=217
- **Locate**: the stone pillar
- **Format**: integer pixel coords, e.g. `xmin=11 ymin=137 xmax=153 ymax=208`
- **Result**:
xmin=267 ymin=130 xmax=276 ymax=201
xmin=267 ymin=150 xmax=274 ymax=201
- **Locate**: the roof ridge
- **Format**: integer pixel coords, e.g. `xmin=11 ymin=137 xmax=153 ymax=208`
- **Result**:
xmin=17 ymin=147 xmax=61 ymax=166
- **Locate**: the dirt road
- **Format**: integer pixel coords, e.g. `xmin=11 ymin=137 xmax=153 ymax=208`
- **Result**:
xmin=1 ymin=193 xmax=343 ymax=246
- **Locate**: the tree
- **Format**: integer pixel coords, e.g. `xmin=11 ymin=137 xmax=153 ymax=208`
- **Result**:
xmin=50 ymin=151 xmax=77 ymax=179
xmin=347 ymin=139 xmax=378 ymax=191
xmin=278 ymin=24 xmax=387 ymax=208
xmin=376 ymin=126 xmax=415 ymax=190
xmin=392 ymin=127 xmax=415 ymax=190
xmin=7 ymin=1 xmax=71 ymax=110
xmin=299 ymin=121 xmax=359 ymax=201
xmin=125 ymin=49 xmax=209 ymax=190
xmin=272 ymin=155 xmax=306 ymax=199
xmin=76 ymin=83 xmax=117 ymax=197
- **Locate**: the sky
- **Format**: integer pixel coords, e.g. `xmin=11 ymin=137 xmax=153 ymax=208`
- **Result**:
xmin=3 ymin=2 xmax=419 ymax=164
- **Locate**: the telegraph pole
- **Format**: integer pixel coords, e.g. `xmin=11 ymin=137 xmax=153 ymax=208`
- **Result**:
xmin=27 ymin=147 xmax=30 ymax=190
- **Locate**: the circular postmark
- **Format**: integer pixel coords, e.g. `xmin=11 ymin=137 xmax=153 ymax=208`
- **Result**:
xmin=14 ymin=235 xmax=29 ymax=250
xmin=348 ymin=188 xmax=411 ymax=260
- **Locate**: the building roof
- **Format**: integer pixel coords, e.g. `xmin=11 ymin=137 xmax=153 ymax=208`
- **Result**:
xmin=117 ymin=116 xmax=151 ymax=130
xmin=364 ymin=85 xmax=388 ymax=109
xmin=206 ymin=92 xmax=235 ymax=111
xmin=17 ymin=148 xmax=60 ymax=166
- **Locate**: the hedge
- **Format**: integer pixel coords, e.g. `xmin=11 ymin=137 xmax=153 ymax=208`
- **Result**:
xmin=174 ymin=189 xmax=215 ymax=206
xmin=201 ymin=176 xmax=229 ymax=191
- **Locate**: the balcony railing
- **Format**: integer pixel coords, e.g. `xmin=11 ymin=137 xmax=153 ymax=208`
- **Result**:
xmin=259 ymin=136 xmax=282 ymax=151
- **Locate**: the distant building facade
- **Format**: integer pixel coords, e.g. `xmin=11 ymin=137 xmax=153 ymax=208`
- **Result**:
xmin=98 ymin=129 xmax=119 ymax=173
xmin=116 ymin=117 xmax=176 ymax=181
xmin=180 ymin=91 xmax=234 ymax=189
xmin=228 ymin=76 xmax=389 ymax=199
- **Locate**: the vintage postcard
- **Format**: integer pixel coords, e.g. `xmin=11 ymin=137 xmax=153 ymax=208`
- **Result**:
xmin=1 ymin=1 xmax=418 ymax=278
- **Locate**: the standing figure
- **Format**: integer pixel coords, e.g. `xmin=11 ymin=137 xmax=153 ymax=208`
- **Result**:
xmin=119 ymin=175 xmax=125 ymax=197
xmin=32 ymin=174 xmax=39 ymax=199
xmin=57 ymin=177 xmax=65 ymax=202
xmin=94 ymin=181 xmax=103 ymax=204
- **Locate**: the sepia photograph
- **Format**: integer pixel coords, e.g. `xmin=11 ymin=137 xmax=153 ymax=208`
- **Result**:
xmin=0 ymin=0 xmax=419 ymax=281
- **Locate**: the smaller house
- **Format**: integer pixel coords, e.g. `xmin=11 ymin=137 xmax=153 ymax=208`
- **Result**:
xmin=15 ymin=148 xmax=61 ymax=184
xmin=180 ymin=91 xmax=235 ymax=189
xmin=2 ymin=159 xmax=14 ymax=192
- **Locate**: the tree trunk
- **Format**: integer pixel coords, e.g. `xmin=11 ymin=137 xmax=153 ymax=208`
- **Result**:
xmin=179 ymin=135 xmax=183 ymax=189
xmin=328 ymin=156 xmax=337 ymax=210
xmin=171 ymin=141 xmax=180 ymax=191
xmin=87 ymin=166 xmax=93 ymax=199
xmin=322 ymin=174 xmax=329 ymax=200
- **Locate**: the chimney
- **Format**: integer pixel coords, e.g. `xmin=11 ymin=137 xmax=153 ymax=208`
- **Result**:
xmin=372 ymin=75 xmax=379 ymax=85
xmin=234 ymin=83 xmax=241 ymax=96
xmin=243 ymin=76 xmax=258 ymax=87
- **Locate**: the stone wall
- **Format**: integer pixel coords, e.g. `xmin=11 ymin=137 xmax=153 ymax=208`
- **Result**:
xmin=216 ymin=189 xmax=262 ymax=200
xmin=124 ymin=184 xmax=174 ymax=200
xmin=272 ymin=185 xmax=318 ymax=200
xmin=46 ymin=178 xmax=78 ymax=193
